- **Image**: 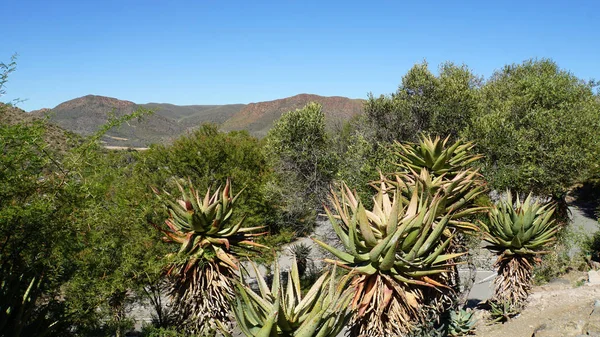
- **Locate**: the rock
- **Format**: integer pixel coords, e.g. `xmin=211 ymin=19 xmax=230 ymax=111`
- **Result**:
xmin=585 ymin=300 xmax=600 ymax=336
xmin=588 ymin=270 xmax=600 ymax=286
xmin=531 ymin=320 xmax=585 ymax=337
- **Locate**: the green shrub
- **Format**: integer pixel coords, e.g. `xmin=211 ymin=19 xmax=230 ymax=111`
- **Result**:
xmin=533 ymin=224 xmax=588 ymax=285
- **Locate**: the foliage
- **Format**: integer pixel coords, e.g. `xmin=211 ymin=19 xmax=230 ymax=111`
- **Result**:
xmin=232 ymin=259 xmax=353 ymax=337
xmin=482 ymin=192 xmax=558 ymax=256
xmin=141 ymin=326 xmax=201 ymax=337
xmin=315 ymin=180 xmax=464 ymax=336
xmin=333 ymin=124 xmax=398 ymax=209
xmin=61 ymin=148 xmax=168 ymax=336
xmin=265 ymin=102 xmax=338 ymax=235
xmin=153 ymin=180 xmax=266 ymax=335
xmin=446 ymin=309 xmax=477 ymax=336
xmin=391 ymin=135 xmax=487 ymax=232
xmin=143 ymin=124 xmax=272 ymax=230
xmin=533 ymin=218 xmax=589 ymax=285
xmin=364 ymin=62 xmax=481 ymax=143
xmin=289 ymin=243 xmax=313 ymax=277
xmin=582 ymin=222 xmax=600 ymax=269
xmin=464 ymin=59 xmax=600 ymax=200
xmin=0 ymin=54 xmax=17 ymax=102
xmin=481 ymin=192 xmax=558 ymax=305
xmin=0 ymin=121 xmax=76 ymax=337
xmin=488 ymin=300 xmax=521 ymax=324
xmin=1 ymin=69 xmax=168 ymax=336
xmin=393 ymin=135 xmax=482 ymax=178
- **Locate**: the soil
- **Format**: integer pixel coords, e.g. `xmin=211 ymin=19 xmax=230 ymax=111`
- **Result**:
xmin=474 ymin=271 xmax=600 ymax=337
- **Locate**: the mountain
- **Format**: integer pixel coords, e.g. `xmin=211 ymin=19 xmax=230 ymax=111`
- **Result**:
xmin=1 ymin=103 xmax=78 ymax=152
xmin=33 ymin=95 xmax=187 ymax=147
xmin=140 ymin=103 xmax=244 ymax=125
xmin=221 ymin=94 xmax=364 ymax=137
xmin=30 ymin=93 xmax=364 ymax=146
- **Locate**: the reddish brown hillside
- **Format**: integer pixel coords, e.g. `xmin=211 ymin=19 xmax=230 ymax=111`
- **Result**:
xmin=221 ymin=94 xmax=364 ymax=137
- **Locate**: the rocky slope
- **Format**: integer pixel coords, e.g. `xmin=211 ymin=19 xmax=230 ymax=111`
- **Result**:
xmin=221 ymin=93 xmax=364 ymax=137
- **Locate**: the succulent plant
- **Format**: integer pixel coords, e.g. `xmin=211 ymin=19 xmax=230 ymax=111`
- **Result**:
xmin=314 ymin=180 xmax=463 ymax=336
xmin=391 ymin=169 xmax=486 ymax=233
xmin=232 ymin=258 xmax=353 ymax=337
xmin=152 ymin=179 xmax=267 ymax=335
xmin=391 ymin=134 xmax=487 ymax=232
xmin=488 ymin=300 xmax=521 ymax=323
xmin=480 ymin=191 xmax=558 ymax=305
xmin=393 ymin=135 xmax=482 ymax=178
xmin=289 ymin=243 xmax=312 ymax=277
xmin=447 ymin=309 xmax=477 ymax=336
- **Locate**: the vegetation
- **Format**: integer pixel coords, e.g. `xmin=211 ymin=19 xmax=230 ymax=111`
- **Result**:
xmin=391 ymin=135 xmax=487 ymax=231
xmin=152 ymin=180 xmax=267 ymax=335
xmin=364 ymin=62 xmax=481 ymax=143
xmin=481 ymin=192 xmax=558 ymax=305
xmin=0 ymin=118 xmax=76 ymax=337
xmin=487 ymin=300 xmax=521 ymax=324
xmin=465 ymin=59 xmax=600 ymax=202
xmin=143 ymin=124 xmax=272 ymax=229
xmin=446 ymin=309 xmax=477 ymax=336
xmin=264 ymin=102 xmax=338 ymax=234
xmin=232 ymin=259 xmax=353 ymax=337
xmin=315 ymin=179 xmax=467 ymax=336
xmin=3 ymin=55 xmax=600 ymax=336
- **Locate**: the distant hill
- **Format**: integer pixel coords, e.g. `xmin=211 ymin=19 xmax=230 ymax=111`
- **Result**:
xmin=29 ymin=93 xmax=364 ymax=146
xmin=32 ymin=95 xmax=186 ymax=147
xmin=1 ymin=103 xmax=78 ymax=152
xmin=140 ymin=103 xmax=244 ymax=125
xmin=221 ymin=94 xmax=364 ymax=137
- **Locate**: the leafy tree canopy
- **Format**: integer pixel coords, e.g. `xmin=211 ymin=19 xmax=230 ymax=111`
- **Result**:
xmin=364 ymin=61 xmax=481 ymax=143
xmin=264 ymin=102 xmax=338 ymax=234
xmin=464 ymin=59 xmax=600 ymax=198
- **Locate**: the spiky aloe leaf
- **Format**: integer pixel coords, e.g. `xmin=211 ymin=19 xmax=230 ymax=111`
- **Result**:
xmin=152 ymin=179 xmax=266 ymax=335
xmin=483 ymin=191 xmax=559 ymax=305
xmin=233 ymin=259 xmax=353 ymax=337
xmin=483 ymin=191 xmax=558 ymax=257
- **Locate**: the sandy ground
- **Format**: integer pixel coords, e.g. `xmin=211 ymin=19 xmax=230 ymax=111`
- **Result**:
xmin=474 ymin=271 xmax=600 ymax=337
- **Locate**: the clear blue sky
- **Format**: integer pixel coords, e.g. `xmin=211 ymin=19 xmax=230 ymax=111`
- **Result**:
xmin=1 ymin=0 xmax=598 ymax=111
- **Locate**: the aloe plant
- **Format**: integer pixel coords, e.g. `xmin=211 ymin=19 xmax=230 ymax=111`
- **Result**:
xmin=480 ymin=191 xmax=558 ymax=305
xmin=232 ymin=258 xmax=353 ymax=337
xmin=447 ymin=309 xmax=477 ymax=336
xmin=393 ymin=135 xmax=482 ymax=178
xmin=153 ymin=179 xmax=267 ymax=335
xmin=392 ymin=134 xmax=487 ymax=232
xmin=488 ymin=300 xmax=521 ymax=323
xmin=315 ymin=180 xmax=464 ymax=336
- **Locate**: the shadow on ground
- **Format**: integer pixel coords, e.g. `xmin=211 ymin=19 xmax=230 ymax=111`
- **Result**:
xmin=569 ymin=182 xmax=600 ymax=220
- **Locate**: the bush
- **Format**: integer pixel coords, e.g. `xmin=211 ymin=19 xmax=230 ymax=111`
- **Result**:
xmin=533 ymin=224 xmax=589 ymax=284
xmin=465 ymin=59 xmax=600 ymax=200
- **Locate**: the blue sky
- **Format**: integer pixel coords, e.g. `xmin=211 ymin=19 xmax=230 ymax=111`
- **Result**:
xmin=1 ymin=0 xmax=598 ymax=111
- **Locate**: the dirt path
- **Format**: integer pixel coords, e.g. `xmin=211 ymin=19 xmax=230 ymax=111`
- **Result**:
xmin=474 ymin=272 xmax=600 ymax=337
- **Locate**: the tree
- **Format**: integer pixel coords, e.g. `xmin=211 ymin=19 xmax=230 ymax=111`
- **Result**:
xmin=364 ymin=61 xmax=481 ymax=143
xmin=464 ymin=59 xmax=600 ymax=201
xmin=1 ymin=56 xmax=82 ymax=337
xmin=60 ymin=148 xmax=168 ymax=337
xmin=0 ymin=54 xmax=17 ymax=101
xmin=141 ymin=124 xmax=272 ymax=229
xmin=264 ymin=102 xmax=338 ymax=234
xmin=0 ymin=121 xmax=78 ymax=337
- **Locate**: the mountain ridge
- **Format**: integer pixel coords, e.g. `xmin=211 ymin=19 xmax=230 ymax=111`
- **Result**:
xmin=29 ymin=93 xmax=365 ymax=146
